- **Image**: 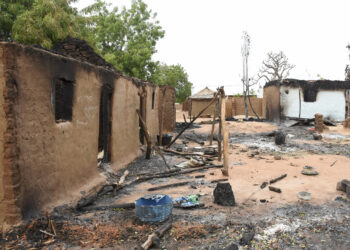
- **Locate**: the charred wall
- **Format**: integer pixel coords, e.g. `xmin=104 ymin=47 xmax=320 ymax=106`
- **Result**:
xmin=263 ymin=85 xmax=281 ymax=122
xmin=0 ymin=42 xmax=172 ymax=227
xmin=6 ymin=43 xmax=106 ymax=218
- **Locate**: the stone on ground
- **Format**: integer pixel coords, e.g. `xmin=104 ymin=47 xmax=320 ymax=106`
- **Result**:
xmin=275 ymin=131 xmax=286 ymax=145
xmin=213 ymin=182 xmax=235 ymax=206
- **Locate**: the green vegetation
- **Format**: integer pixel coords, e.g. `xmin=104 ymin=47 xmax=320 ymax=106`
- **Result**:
xmin=0 ymin=0 xmax=192 ymax=101
xmin=150 ymin=64 xmax=193 ymax=103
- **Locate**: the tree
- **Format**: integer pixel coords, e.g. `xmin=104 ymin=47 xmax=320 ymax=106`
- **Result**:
xmin=345 ymin=44 xmax=350 ymax=80
xmin=11 ymin=0 xmax=82 ymax=48
xmin=150 ymin=64 xmax=192 ymax=103
xmin=0 ymin=0 xmax=34 ymax=41
xmin=256 ymin=51 xmax=295 ymax=84
xmin=82 ymin=0 xmax=165 ymax=80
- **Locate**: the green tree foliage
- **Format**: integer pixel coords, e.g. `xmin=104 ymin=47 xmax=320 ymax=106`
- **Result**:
xmin=0 ymin=0 xmax=34 ymax=41
xmin=151 ymin=64 xmax=192 ymax=103
xmin=82 ymin=0 xmax=165 ymax=80
xmin=12 ymin=0 xmax=82 ymax=48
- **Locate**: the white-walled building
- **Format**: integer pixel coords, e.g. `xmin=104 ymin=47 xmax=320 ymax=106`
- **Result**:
xmin=263 ymin=79 xmax=350 ymax=122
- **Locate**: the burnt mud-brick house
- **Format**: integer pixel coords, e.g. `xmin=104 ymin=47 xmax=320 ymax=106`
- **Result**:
xmin=263 ymin=79 xmax=350 ymax=122
xmin=0 ymin=39 xmax=175 ymax=229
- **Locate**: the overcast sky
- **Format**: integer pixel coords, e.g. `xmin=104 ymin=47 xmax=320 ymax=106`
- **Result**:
xmin=73 ymin=0 xmax=350 ymax=95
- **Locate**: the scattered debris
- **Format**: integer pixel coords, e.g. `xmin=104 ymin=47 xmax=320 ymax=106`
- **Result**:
xmin=344 ymin=117 xmax=350 ymax=128
xmin=210 ymin=178 xmax=229 ymax=183
xmin=269 ymin=186 xmax=282 ymax=193
xmin=260 ymin=182 xmax=268 ymax=189
xmin=213 ymin=183 xmax=236 ymax=206
xmin=224 ymin=242 xmax=239 ymax=250
xmin=239 ymin=226 xmax=255 ymax=246
xmin=174 ymin=195 xmax=200 ymax=208
xmin=269 ymin=174 xmax=287 ymax=184
xmin=313 ymin=133 xmax=322 ymax=140
xmin=137 ymin=220 xmax=172 ymax=250
xmin=274 ymin=131 xmax=286 ymax=145
xmin=336 ymin=179 xmax=350 ymax=192
xmin=232 ymin=161 xmax=246 ymax=165
xmin=147 ymin=181 xmax=191 ymax=191
xmin=301 ymin=165 xmax=319 ymax=176
xmin=330 ymin=160 xmax=337 ymax=167
xmin=274 ymin=155 xmax=282 ymax=160
xmin=298 ymin=191 xmax=312 ymax=201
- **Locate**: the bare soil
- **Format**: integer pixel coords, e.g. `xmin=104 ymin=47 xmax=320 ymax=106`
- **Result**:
xmin=2 ymin=115 xmax=350 ymax=249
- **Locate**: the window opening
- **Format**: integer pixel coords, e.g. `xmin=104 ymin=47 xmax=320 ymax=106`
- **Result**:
xmin=152 ymin=90 xmax=155 ymax=109
xmin=52 ymin=78 xmax=74 ymax=123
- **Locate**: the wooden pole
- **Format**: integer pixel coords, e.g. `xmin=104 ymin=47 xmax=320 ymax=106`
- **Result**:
xmin=158 ymin=88 xmax=166 ymax=146
xmin=218 ymin=95 xmax=222 ymax=161
xmin=166 ymin=93 xmax=218 ymax=148
xmin=220 ymin=88 xmax=229 ymax=176
xmin=137 ymin=109 xmax=153 ymax=159
xmin=209 ymin=99 xmax=218 ymax=145
xmin=137 ymin=110 xmax=170 ymax=169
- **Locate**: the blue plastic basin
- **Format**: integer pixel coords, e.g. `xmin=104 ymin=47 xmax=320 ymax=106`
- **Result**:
xmin=135 ymin=195 xmax=173 ymax=222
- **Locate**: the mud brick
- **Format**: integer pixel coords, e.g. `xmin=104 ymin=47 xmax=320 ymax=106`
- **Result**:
xmin=336 ymin=179 xmax=350 ymax=192
xmin=347 ymin=186 xmax=350 ymax=199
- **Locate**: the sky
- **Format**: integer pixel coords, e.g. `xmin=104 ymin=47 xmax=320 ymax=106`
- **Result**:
xmin=73 ymin=0 xmax=350 ymax=95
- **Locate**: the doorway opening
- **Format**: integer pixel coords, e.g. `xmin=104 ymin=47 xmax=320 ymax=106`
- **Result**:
xmin=98 ymin=86 xmax=113 ymax=163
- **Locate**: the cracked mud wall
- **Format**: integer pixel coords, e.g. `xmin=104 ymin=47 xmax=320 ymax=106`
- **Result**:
xmin=110 ymin=77 xmax=141 ymax=171
xmin=4 ymin=43 xmax=104 ymax=219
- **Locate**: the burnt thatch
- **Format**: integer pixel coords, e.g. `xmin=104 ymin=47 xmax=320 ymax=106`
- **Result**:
xmin=52 ymin=36 xmax=121 ymax=74
xmin=264 ymin=79 xmax=350 ymax=90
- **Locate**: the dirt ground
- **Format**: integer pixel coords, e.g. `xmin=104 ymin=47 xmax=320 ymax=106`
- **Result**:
xmin=2 ymin=111 xmax=350 ymax=249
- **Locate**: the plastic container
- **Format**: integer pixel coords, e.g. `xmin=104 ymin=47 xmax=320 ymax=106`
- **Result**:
xmin=135 ymin=194 xmax=173 ymax=222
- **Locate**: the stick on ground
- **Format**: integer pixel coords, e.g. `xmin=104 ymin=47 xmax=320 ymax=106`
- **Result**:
xmin=269 ymin=174 xmax=287 ymax=184
xmin=147 ymin=181 xmax=190 ymax=191
xmin=269 ymin=186 xmax=282 ymax=193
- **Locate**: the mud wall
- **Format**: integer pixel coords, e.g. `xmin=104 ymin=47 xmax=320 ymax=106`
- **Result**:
xmin=280 ymin=86 xmax=346 ymax=121
xmin=0 ymin=43 xmax=109 ymax=224
xmin=226 ymin=97 xmax=233 ymax=118
xmin=0 ymin=45 xmax=6 ymax=226
xmin=264 ymin=86 xmax=281 ymax=122
xmin=10 ymin=44 xmax=105 ymax=217
xmin=190 ymin=99 xmax=216 ymax=117
xmin=158 ymin=86 xmax=176 ymax=133
xmin=182 ymin=99 xmax=190 ymax=111
xmin=231 ymin=97 xmax=264 ymax=117
xmin=110 ymin=77 xmax=141 ymax=171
